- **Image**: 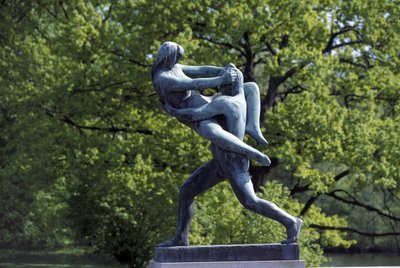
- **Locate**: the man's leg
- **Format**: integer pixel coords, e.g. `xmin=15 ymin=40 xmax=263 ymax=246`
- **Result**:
xmin=157 ymin=159 xmax=224 ymax=247
xmin=227 ymin=171 xmax=302 ymax=244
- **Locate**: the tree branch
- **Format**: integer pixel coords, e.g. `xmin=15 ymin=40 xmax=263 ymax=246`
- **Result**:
xmin=310 ymin=224 xmax=400 ymax=237
xmin=279 ymin=34 xmax=289 ymax=50
xmin=323 ymin=27 xmax=362 ymax=54
xmin=259 ymin=35 xmax=277 ymax=56
xmin=194 ymin=34 xmax=245 ymax=56
xmin=37 ymin=0 xmax=58 ymax=19
xmin=327 ymin=189 xmax=400 ymax=222
xmin=300 ymin=195 xmax=319 ymax=216
xmin=261 ymin=66 xmax=299 ymax=113
xmin=59 ymin=1 xmax=69 ymax=19
xmin=43 ymin=107 xmax=152 ymax=135
xmin=291 ymin=169 xmax=350 ymax=196
xmin=339 ymin=57 xmax=374 ymax=70
xmin=102 ymin=3 xmax=113 ymax=23
xmin=241 ymin=31 xmax=257 ymax=82
xmin=344 ymin=94 xmax=399 ymax=108
xmin=61 ymin=115 xmax=153 ymax=135
xmin=326 ymin=40 xmax=365 ymax=52
xmin=383 ymin=188 xmax=400 ymax=248
xmin=280 ymin=84 xmax=307 ymax=102
xmin=253 ymin=58 xmax=266 ymax=65
xmin=290 ymin=182 xmax=310 ymax=196
xmin=111 ymin=50 xmax=151 ymax=68
xmin=293 ymin=169 xmax=350 ymax=216
xmin=71 ymin=80 xmax=129 ymax=94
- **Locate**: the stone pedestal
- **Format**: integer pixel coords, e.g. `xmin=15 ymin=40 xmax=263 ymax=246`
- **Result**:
xmin=148 ymin=244 xmax=305 ymax=268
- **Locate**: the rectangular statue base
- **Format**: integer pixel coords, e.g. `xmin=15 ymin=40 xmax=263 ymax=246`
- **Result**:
xmin=148 ymin=260 xmax=305 ymax=268
xmin=150 ymin=244 xmax=304 ymax=268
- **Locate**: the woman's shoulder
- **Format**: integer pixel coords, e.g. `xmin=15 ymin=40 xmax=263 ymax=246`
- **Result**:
xmin=153 ymin=69 xmax=170 ymax=82
xmin=153 ymin=69 xmax=180 ymax=90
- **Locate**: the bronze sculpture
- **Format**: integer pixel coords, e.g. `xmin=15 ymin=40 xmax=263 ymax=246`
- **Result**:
xmin=152 ymin=41 xmax=302 ymax=247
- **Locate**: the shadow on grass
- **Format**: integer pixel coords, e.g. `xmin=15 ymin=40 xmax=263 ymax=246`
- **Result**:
xmin=0 ymin=250 xmax=128 ymax=268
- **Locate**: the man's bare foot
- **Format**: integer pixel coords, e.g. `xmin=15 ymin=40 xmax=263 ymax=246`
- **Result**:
xmin=156 ymin=237 xmax=189 ymax=247
xmin=281 ymin=217 xmax=303 ymax=244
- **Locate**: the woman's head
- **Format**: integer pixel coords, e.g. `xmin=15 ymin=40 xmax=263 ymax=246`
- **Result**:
xmin=151 ymin=41 xmax=184 ymax=77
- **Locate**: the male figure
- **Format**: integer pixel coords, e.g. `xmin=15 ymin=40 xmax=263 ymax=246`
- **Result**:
xmin=156 ymin=63 xmax=302 ymax=247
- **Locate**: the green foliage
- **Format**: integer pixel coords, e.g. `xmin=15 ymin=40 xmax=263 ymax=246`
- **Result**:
xmin=1 ymin=0 xmax=399 ymax=267
xmin=191 ymin=180 xmax=330 ymax=266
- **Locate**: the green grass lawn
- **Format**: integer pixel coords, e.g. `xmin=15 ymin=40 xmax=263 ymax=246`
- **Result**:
xmin=0 ymin=249 xmax=128 ymax=268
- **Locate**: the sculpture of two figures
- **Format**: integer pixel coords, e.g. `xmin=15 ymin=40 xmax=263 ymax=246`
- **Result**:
xmin=151 ymin=41 xmax=302 ymax=247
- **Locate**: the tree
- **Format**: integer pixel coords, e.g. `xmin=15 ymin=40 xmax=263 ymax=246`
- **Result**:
xmin=1 ymin=0 xmax=399 ymax=267
xmin=194 ymin=0 xmax=400 ymax=251
xmin=135 ymin=0 xmax=400 ymax=253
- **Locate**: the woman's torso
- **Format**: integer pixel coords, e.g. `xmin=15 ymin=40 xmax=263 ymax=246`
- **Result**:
xmin=153 ymin=65 xmax=212 ymax=109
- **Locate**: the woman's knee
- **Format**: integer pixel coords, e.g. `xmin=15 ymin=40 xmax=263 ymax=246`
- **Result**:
xmin=197 ymin=121 xmax=222 ymax=140
xmin=244 ymin=82 xmax=259 ymax=96
xmin=245 ymin=82 xmax=258 ymax=90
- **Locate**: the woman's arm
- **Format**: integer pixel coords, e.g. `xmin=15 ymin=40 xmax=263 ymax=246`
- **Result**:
xmin=179 ymin=63 xmax=236 ymax=78
xmin=156 ymin=69 xmax=236 ymax=94
xmin=179 ymin=64 xmax=223 ymax=78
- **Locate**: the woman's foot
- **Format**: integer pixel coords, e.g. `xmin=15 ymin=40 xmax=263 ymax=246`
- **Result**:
xmin=281 ymin=217 xmax=303 ymax=244
xmin=246 ymin=126 xmax=269 ymax=145
xmin=254 ymin=153 xmax=271 ymax=166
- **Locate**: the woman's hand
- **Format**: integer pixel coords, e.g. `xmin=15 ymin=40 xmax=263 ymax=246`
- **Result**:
xmin=218 ymin=63 xmax=237 ymax=76
xmin=221 ymin=68 xmax=237 ymax=85
xmin=225 ymin=63 xmax=236 ymax=69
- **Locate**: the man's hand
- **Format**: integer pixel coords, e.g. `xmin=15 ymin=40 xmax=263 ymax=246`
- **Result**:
xmin=163 ymin=103 xmax=196 ymax=122
xmin=163 ymin=102 xmax=177 ymax=115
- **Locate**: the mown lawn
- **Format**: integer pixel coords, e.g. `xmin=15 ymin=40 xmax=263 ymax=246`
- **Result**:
xmin=0 ymin=249 xmax=128 ymax=268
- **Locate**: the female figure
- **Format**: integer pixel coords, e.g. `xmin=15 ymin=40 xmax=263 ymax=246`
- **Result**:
xmin=152 ymin=41 xmax=270 ymax=165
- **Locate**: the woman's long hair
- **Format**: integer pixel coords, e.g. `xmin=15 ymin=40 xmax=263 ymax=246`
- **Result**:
xmin=151 ymin=41 xmax=184 ymax=79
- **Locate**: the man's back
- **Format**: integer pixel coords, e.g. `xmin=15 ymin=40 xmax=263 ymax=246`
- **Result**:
xmin=211 ymin=68 xmax=250 ymax=177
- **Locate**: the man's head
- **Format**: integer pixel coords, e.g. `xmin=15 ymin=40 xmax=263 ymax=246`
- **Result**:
xmin=220 ymin=67 xmax=243 ymax=96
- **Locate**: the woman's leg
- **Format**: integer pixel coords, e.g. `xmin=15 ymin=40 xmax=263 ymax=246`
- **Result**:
xmin=166 ymin=83 xmax=269 ymax=145
xmin=243 ymin=82 xmax=269 ymax=145
xmin=197 ymin=120 xmax=271 ymax=166
xmin=164 ymin=96 xmax=233 ymax=122
xmin=164 ymin=100 xmax=271 ymax=166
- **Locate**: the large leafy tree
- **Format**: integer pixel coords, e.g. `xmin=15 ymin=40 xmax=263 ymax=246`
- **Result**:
xmin=1 ymin=0 xmax=399 ymax=267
